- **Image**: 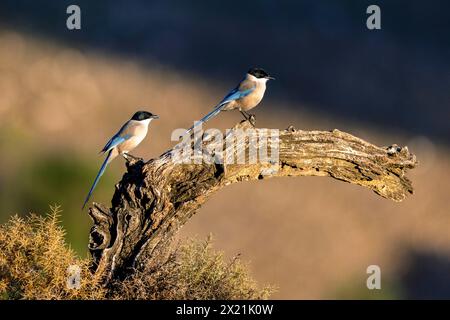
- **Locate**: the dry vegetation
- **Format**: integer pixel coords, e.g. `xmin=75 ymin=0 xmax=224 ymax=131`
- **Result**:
xmin=112 ymin=237 xmax=273 ymax=300
xmin=0 ymin=207 xmax=104 ymax=299
xmin=0 ymin=207 xmax=272 ymax=300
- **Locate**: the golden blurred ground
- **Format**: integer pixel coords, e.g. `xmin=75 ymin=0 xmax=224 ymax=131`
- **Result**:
xmin=0 ymin=30 xmax=449 ymax=299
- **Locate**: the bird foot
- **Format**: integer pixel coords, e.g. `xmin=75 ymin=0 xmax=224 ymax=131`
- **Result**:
xmin=124 ymin=153 xmax=144 ymax=163
xmin=125 ymin=158 xmax=144 ymax=168
xmin=248 ymin=114 xmax=256 ymax=127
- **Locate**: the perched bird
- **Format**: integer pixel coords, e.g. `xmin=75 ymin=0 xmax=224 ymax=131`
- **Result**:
xmin=82 ymin=110 xmax=159 ymax=209
xmin=184 ymin=67 xmax=274 ymax=135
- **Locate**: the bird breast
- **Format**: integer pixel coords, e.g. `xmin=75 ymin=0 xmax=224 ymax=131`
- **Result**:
xmin=117 ymin=121 xmax=149 ymax=154
xmin=239 ymin=82 xmax=266 ymax=111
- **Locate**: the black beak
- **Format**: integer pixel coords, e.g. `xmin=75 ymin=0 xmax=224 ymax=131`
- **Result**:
xmin=266 ymin=76 xmax=275 ymax=80
xmin=152 ymin=114 xmax=159 ymax=119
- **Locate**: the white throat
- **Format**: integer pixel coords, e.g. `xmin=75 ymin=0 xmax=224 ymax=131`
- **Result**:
xmin=138 ymin=119 xmax=151 ymax=126
xmin=247 ymin=73 xmax=269 ymax=84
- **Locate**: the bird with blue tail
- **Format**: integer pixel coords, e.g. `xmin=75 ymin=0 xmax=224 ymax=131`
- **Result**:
xmin=183 ymin=67 xmax=274 ymax=137
xmin=82 ymin=110 xmax=159 ymax=209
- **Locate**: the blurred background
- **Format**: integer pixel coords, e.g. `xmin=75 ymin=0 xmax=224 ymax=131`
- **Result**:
xmin=0 ymin=0 xmax=449 ymax=299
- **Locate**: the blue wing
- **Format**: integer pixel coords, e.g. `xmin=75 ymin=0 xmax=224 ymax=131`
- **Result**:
xmin=183 ymin=86 xmax=255 ymax=136
xmin=100 ymin=121 xmax=132 ymax=153
xmin=101 ymin=135 xmax=130 ymax=153
xmin=220 ymin=86 xmax=254 ymax=106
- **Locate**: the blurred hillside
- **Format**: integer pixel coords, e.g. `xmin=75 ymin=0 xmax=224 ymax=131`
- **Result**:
xmin=0 ymin=29 xmax=449 ymax=299
xmin=1 ymin=0 xmax=450 ymax=143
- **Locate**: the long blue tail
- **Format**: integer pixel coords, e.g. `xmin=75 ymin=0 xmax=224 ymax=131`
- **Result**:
xmin=183 ymin=103 xmax=224 ymax=137
xmin=82 ymin=150 xmax=112 ymax=209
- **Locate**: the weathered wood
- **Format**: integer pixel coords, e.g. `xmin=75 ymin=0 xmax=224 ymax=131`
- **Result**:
xmin=88 ymin=120 xmax=417 ymax=284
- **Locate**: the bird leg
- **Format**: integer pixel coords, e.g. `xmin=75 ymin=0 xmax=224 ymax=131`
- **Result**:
xmin=239 ymin=110 xmax=249 ymax=121
xmin=240 ymin=110 xmax=256 ymax=127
